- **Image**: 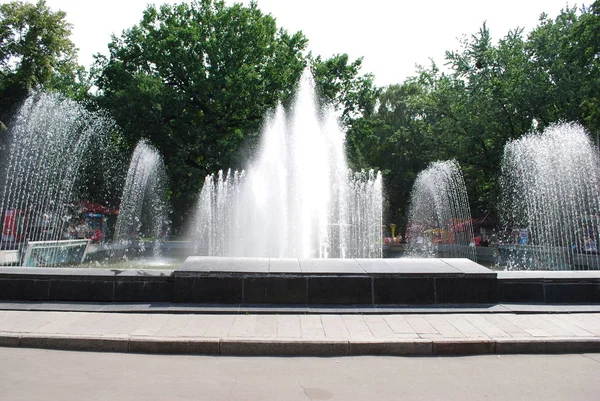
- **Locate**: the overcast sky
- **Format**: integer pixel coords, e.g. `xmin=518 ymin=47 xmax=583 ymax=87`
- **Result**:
xmin=4 ymin=0 xmax=576 ymax=86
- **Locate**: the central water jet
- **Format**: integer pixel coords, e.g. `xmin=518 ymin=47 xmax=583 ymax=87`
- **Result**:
xmin=192 ymin=70 xmax=383 ymax=258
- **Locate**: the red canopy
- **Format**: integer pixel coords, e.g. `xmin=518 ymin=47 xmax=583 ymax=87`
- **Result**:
xmin=76 ymin=200 xmax=119 ymax=215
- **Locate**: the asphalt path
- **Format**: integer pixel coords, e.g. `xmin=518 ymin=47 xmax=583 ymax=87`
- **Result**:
xmin=0 ymin=348 xmax=599 ymax=400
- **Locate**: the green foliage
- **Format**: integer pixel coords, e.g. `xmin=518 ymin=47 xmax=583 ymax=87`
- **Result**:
xmin=94 ymin=0 xmax=309 ymax=229
xmin=528 ymin=3 xmax=600 ymax=132
xmin=353 ymin=3 xmax=600 ymax=230
xmin=0 ymin=0 xmax=87 ymax=121
xmin=310 ymin=54 xmax=380 ymax=122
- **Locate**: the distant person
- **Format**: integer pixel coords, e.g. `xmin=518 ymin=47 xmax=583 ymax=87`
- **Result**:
xmin=66 ymin=224 xmax=77 ymax=239
xmin=75 ymin=220 xmax=88 ymax=239
xmin=1 ymin=229 xmax=14 ymax=243
xmin=584 ymin=236 xmax=597 ymax=253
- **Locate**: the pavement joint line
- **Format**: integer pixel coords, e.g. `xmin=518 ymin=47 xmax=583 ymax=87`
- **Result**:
xmin=1 ymin=333 xmax=600 ymax=356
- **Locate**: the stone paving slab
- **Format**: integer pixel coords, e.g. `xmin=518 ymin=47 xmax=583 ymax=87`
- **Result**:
xmin=0 ymin=310 xmax=600 ymax=356
xmin=176 ymin=257 xmax=493 ymax=275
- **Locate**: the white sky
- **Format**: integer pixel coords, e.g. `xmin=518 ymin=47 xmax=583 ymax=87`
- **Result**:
xmin=3 ymin=0 xmax=576 ymax=86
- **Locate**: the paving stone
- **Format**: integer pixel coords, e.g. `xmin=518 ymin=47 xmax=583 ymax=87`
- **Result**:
xmin=320 ymin=315 xmax=350 ymax=339
xmin=5 ymin=312 xmax=53 ymax=334
xmin=1 ymin=309 xmax=600 ymax=357
xmin=382 ymin=258 xmax=459 ymax=273
xmin=103 ymin=314 xmax=150 ymax=336
xmin=582 ymin=353 xmax=600 ymax=363
xmin=564 ymin=314 xmax=600 ymax=330
xmin=393 ymin=333 xmax=422 ymax=339
xmin=439 ymin=259 xmax=495 ymax=274
xmin=405 ymin=316 xmax=438 ymax=334
xmin=0 ymin=311 xmax=43 ymax=333
xmin=276 ymin=315 xmax=301 ymax=338
xmin=383 ymin=315 xmax=417 ymax=335
xmin=130 ymin=314 xmax=171 ymax=336
xmin=177 ymin=315 xmax=212 ymax=337
xmin=268 ymin=259 xmax=302 ymax=273
xmin=154 ymin=315 xmax=193 ymax=337
xmin=445 ymin=315 xmax=489 ymax=338
xmin=35 ymin=312 xmax=88 ymax=334
xmin=425 ymin=316 xmax=465 ymax=338
xmin=179 ymin=257 xmax=269 ymax=273
xmin=202 ymin=315 xmax=236 ymax=338
xmin=89 ymin=313 xmax=136 ymax=336
xmin=65 ymin=312 xmax=110 ymax=335
xmin=227 ymin=315 xmax=257 ymax=338
xmin=0 ymin=310 xmax=23 ymax=324
xmin=364 ymin=315 xmax=397 ymax=339
xmin=254 ymin=315 xmax=278 ymax=338
xmin=464 ymin=315 xmax=509 ymax=337
xmin=300 ymin=315 xmax=325 ymax=338
xmin=528 ymin=317 xmax=578 ymax=337
xmin=501 ymin=315 xmax=556 ymax=338
xmin=524 ymin=329 xmax=552 ymax=337
xmin=299 ymin=259 xmax=363 ymax=273
xmin=419 ymin=333 xmax=444 ymax=339
xmin=343 ymin=315 xmax=374 ymax=340
xmin=483 ymin=315 xmax=531 ymax=336
xmin=540 ymin=315 xmax=594 ymax=337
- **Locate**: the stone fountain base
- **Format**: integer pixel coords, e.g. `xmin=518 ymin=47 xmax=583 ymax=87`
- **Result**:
xmin=174 ymin=257 xmax=496 ymax=304
xmin=0 ymin=257 xmax=598 ymax=305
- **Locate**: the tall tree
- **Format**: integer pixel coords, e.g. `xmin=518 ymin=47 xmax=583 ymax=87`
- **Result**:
xmin=94 ymin=0 xmax=309 ymax=229
xmin=351 ymin=5 xmax=600 ymax=228
xmin=528 ymin=3 xmax=600 ymax=135
xmin=0 ymin=0 xmax=86 ymax=123
xmin=310 ymin=54 xmax=379 ymax=122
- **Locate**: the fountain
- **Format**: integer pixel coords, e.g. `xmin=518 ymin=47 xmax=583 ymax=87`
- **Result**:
xmin=0 ymin=92 xmax=116 ymax=264
xmin=192 ymin=70 xmax=383 ymax=258
xmin=500 ymin=122 xmax=600 ymax=270
xmin=3 ymin=81 xmax=590 ymax=305
xmin=406 ymin=160 xmax=476 ymax=260
xmin=113 ymin=140 xmax=170 ymax=257
xmin=0 ymin=92 xmax=172 ymax=267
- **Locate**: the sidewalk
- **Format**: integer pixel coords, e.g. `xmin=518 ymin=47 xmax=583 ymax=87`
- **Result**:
xmin=1 ymin=307 xmax=600 ymax=356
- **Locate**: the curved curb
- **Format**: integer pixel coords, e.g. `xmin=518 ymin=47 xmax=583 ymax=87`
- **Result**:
xmin=2 ymin=334 xmax=600 ymax=356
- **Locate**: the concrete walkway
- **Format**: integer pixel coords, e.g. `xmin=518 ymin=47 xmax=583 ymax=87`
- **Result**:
xmin=1 ymin=308 xmax=600 ymax=355
xmin=2 ymin=349 xmax=600 ymax=400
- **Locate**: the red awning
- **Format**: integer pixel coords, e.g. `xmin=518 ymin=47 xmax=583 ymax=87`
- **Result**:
xmin=75 ymin=200 xmax=119 ymax=215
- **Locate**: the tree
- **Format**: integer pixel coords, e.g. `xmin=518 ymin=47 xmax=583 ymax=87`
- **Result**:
xmin=528 ymin=3 xmax=600 ymax=135
xmin=0 ymin=0 xmax=86 ymax=123
xmin=310 ymin=54 xmax=379 ymax=122
xmin=356 ymin=80 xmax=434 ymax=227
xmin=94 ymin=0 xmax=309 ymax=230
